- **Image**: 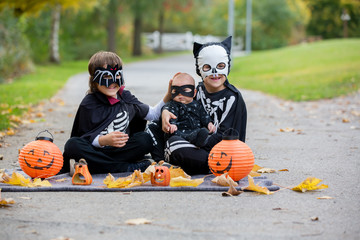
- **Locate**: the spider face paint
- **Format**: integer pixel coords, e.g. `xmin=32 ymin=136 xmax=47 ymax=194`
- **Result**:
xmin=93 ymin=64 xmax=124 ymax=87
xmin=171 ymin=85 xmax=195 ymax=99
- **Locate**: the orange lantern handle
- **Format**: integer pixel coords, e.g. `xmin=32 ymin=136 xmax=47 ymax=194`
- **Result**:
xmin=35 ymin=130 xmax=54 ymax=142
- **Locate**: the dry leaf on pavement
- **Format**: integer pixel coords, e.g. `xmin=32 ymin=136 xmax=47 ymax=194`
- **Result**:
xmin=292 ymin=177 xmax=328 ymax=192
xmin=125 ymin=218 xmax=152 ymax=225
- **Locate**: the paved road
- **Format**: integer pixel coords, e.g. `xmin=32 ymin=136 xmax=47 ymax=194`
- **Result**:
xmin=1 ymin=53 xmax=359 ymax=240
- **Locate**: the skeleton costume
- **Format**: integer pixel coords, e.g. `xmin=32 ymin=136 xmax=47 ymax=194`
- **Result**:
xmin=62 ymin=64 xmax=158 ymax=174
xmin=148 ymin=36 xmax=247 ymax=175
xmin=163 ymin=84 xmax=213 ymax=147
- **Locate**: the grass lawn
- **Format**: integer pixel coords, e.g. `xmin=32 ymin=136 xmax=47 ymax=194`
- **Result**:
xmin=231 ymin=39 xmax=360 ymax=101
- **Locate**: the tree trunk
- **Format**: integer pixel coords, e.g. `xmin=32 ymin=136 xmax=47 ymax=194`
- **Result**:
xmin=107 ymin=0 xmax=117 ymax=52
xmin=132 ymin=14 xmax=142 ymax=56
xmin=155 ymin=7 xmax=164 ymax=54
xmin=50 ymin=4 xmax=61 ymax=63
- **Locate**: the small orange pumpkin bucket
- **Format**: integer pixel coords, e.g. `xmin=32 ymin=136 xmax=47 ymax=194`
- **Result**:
xmin=208 ymin=129 xmax=254 ymax=181
xmin=18 ymin=130 xmax=63 ymax=178
xmin=72 ymin=159 xmax=93 ymax=185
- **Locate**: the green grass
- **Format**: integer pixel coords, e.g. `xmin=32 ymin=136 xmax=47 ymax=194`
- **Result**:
xmin=0 ymin=51 xmax=188 ymax=131
xmin=231 ymin=39 xmax=360 ymax=101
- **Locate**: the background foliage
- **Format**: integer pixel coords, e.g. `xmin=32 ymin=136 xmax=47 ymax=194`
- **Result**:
xmin=0 ymin=0 xmax=359 ymax=82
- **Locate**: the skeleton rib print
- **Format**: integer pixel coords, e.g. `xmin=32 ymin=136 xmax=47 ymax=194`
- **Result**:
xmin=100 ymin=111 xmax=129 ymax=135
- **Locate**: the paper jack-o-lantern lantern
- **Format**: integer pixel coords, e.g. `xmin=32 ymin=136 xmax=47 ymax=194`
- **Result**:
xmin=208 ymin=129 xmax=254 ymax=181
xmin=18 ymin=130 xmax=63 ymax=179
xmin=151 ymin=166 xmax=170 ymax=186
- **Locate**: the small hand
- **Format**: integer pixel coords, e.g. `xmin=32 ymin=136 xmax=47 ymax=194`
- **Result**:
xmin=169 ymin=124 xmax=178 ymax=134
xmin=99 ymin=131 xmax=129 ymax=148
xmin=208 ymin=122 xmax=216 ymax=134
xmin=162 ymin=109 xmax=177 ymax=133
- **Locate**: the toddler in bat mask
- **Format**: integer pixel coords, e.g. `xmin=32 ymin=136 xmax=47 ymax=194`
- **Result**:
xmin=162 ymin=72 xmax=216 ymax=147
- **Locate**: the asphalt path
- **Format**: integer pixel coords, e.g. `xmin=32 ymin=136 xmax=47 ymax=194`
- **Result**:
xmin=1 ymin=53 xmax=359 ymax=240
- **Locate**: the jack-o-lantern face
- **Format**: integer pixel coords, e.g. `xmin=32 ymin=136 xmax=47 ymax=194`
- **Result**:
xmin=24 ymin=149 xmax=54 ymax=170
xmin=209 ymin=152 xmax=232 ymax=175
xmin=18 ymin=139 xmax=63 ymax=179
xmin=151 ymin=166 xmax=170 ymax=186
xmin=208 ymin=138 xmax=254 ymax=181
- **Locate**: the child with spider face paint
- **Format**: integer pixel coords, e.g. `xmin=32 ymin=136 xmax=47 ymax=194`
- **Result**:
xmin=163 ymin=72 xmax=215 ymax=147
xmin=148 ymin=36 xmax=247 ymax=175
xmin=61 ymin=51 xmax=172 ymax=174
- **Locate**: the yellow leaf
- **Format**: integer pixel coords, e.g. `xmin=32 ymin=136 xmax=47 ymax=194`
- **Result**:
xmin=170 ymin=176 xmax=204 ymax=187
xmin=5 ymin=172 xmax=31 ymax=186
xmin=292 ymin=177 xmax=328 ymax=192
xmin=29 ymin=178 xmax=52 ymax=187
xmin=6 ymin=128 xmax=15 ymax=136
xmin=169 ymin=166 xmax=191 ymax=179
xmin=252 ymin=164 xmax=262 ymax=172
xmin=0 ymin=189 xmax=15 ymax=206
xmin=243 ymin=176 xmax=273 ymax=195
xmin=103 ymin=171 xmax=145 ymax=189
xmin=4 ymin=172 xmax=52 ymax=187
xmin=249 ymin=171 xmax=261 ymax=177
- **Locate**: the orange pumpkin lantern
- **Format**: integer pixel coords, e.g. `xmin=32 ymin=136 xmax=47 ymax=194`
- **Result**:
xmin=72 ymin=159 xmax=92 ymax=185
xmin=208 ymin=130 xmax=254 ymax=181
xmin=18 ymin=130 xmax=63 ymax=179
xmin=151 ymin=166 xmax=170 ymax=186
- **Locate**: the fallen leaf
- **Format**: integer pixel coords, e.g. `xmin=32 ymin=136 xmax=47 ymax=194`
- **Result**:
xmin=125 ymin=218 xmax=152 ymax=225
xmin=280 ymin=127 xmax=295 ymax=132
xmin=257 ymin=168 xmax=276 ymax=173
xmin=212 ymin=173 xmax=238 ymax=187
xmin=292 ymin=177 xmax=328 ymax=192
xmin=6 ymin=128 xmax=15 ymax=136
xmin=31 ymin=178 xmax=52 ymax=187
xmin=0 ymin=189 xmax=15 ymax=206
xmin=55 ymin=178 xmax=68 ymax=182
xmin=170 ymin=176 xmax=204 ymax=187
xmin=317 ymin=196 xmax=334 ymax=200
xmin=4 ymin=172 xmax=31 ymax=186
xmin=243 ymin=176 xmax=273 ymax=195
xmin=103 ymin=171 xmax=145 ymax=188
xmin=249 ymin=171 xmax=261 ymax=177
xmin=19 ymin=196 xmax=31 ymax=200
xmin=222 ymin=179 xmax=243 ymax=197
xmin=252 ymin=164 xmax=262 ymax=172
xmin=278 ymin=169 xmax=289 ymax=172
xmin=272 ymin=208 xmax=286 ymax=211
xmin=169 ymin=166 xmax=191 ymax=179
xmin=310 ymin=216 xmax=319 ymax=221
xmin=3 ymin=172 xmax=52 ymax=187
xmin=342 ymin=118 xmax=350 ymax=123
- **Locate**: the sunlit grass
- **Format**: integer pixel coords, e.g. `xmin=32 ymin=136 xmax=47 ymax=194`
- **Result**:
xmin=231 ymin=39 xmax=360 ymax=101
